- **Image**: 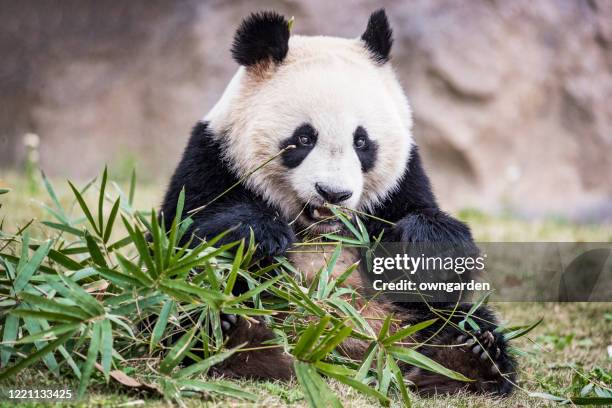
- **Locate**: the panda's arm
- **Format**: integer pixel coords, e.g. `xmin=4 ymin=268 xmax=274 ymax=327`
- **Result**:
xmin=161 ymin=121 xmax=294 ymax=256
xmin=367 ymin=146 xmax=474 ymax=246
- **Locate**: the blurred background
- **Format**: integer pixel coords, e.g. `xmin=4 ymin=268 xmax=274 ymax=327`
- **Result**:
xmin=1 ymin=0 xmax=611 ymax=222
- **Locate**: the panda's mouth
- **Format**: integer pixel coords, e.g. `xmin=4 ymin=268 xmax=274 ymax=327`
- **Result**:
xmin=305 ymin=204 xmax=338 ymax=224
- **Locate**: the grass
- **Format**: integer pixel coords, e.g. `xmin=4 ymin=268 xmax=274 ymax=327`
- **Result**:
xmin=0 ymin=171 xmax=610 ymax=407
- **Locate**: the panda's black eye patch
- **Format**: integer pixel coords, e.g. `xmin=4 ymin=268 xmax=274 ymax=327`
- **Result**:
xmin=354 ymin=126 xmax=378 ymax=172
xmin=279 ymin=123 xmax=318 ymax=168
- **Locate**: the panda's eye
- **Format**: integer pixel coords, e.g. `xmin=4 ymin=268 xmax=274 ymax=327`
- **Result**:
xmin=299 ymin=135 xmax=314 ymax=147
xmin=354 ymin=135 xmax=367 ymax=149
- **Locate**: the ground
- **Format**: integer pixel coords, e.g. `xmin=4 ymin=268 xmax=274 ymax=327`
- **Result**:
xmin=0 ymin=172 xmax=610 ymax=407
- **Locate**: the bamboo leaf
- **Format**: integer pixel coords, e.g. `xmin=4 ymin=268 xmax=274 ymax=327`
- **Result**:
xmin=68 ymin=180 xmax=100 ymax=235
xmin=224 ymin=240 xmax=244 ymax=295
xmin=176 ymin=379 xmax=257 ymax=401
xmin=389 ymin=346 xmax=472 ymax=382
xmin=0 ymin=332 xmax=73 ymax=380
xmin=48 ymin=249 xmax=83 ymax=270
xmin=14 ymin=240 xmax=52 ymax=292
xmin=1 ymin=314 xmax=19 ymax=366
xmin=78 ymin=322 xmax=102 ymax=398
xmin=98 ymin=166 xmax=108 ymax=235
xmin=100 ymin=318 xmax=113 ymax=382
xmin=103 ymin=198 xmax=120 ymax=243
xmin=318 ymin=363 xmax=390 ymax=406
xmin=382 ymin=318 xmax=438 ymax=346
xmin=159 ymin=327 xmax=196 ymax=374
xmin=19 ymin=292 xmax=90 ymax=321
xmin=16 ymin=322 xmax=82 ymax=344
xmin=294 ymin=360 xmax=342 ymax=408
xmin=503 ymin=318 xmax=543 ymax=341
xmin=85 ymin=232 xmax=108 ymax=268
xmin=150 ymin=299 xmax=174 ymax=352
xmin=175 ymin=346 xmax=241 ymax=378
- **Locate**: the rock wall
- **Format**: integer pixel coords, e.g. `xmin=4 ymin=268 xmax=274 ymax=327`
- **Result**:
xmin=1 ymin=0 xmax=611 ymax=220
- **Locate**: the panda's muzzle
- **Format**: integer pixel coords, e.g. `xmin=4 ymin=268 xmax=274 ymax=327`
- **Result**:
xmin=314 ymin=183 xmax=353 ymax=204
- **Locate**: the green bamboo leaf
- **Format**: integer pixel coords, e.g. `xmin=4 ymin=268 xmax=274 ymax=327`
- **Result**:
xmin=382 ymin=318 xmax=438 ymax=346
xmin=16 ymin=322 xmax=82 ymax=344
xmin=48 ymin=249 xmax=83 ymax=270
xmin=503 ymin=318 xmax=543 ymax=341
xmin=377 ymin=315 xmax=392 ymax=341
xmin=1 ymin=314 xmax=19 ymax=366
xmin=40 ymin=170 xmax=67 ymax=221
xmin=85 ymin=232 xmax=108 ymax=268
xmin=224 ymin=240 xmax=244 ymax=295
xmin=309 ymin=324 xmax=353 ymax=362
xmin=317 ymin=243 xmax=341 ymax=299
xmin=230 ymin=273 xmax=285 ymax=304
xmin=387 ymin=353 xmax=411 ymax=407
xmin=159 ymin=327 xmax=196 ymax=375
xmin=389 ymin=346 xmax=472 ymax=382
xmin=78 ymin=322 xmax=102 ymax=398
xmin=12 ymin=309 xmax=81 ymax=323
xmin=102 ymin=198 xmax=120 ymax=243
xmin=318 ymin=363 xmax=390 ymax=406
xmin=175 ymin=346 xmax=241 ymax=378
xmin=150 ymin=209 xmax=164 ymax=278
xmin=176 ymin=379 xmax=257 ymax=401
xmin=121 ymin=216 xmax=155 ymax=277
xmin=150 ymin=299 xmax=175 ymax=352
xmin=41 ymin=221 xmax=84 ymax=237
xmin=19 ymin=292 xmax=90 ymax=320
xmin=98 ymin=166 xmax=108 ymax=236
xmin=115 ymin=253 xmax=153 ymax=286
xmin=68 ymin=180 xmax=100 ymax=235
xmin=294 ymin=360 xmax=342 ymax=408
xmin=161 ymin=280 xmax=229 ymax=306
xmin=293 ymin=316 xmax=330 ymax=359
xmin=0 ymin=332 xmax=73 ymax=380
xmin=22 ymin=318 xmax=59 ymax=376
xmin=100 ymin=318 xmax=113 ymax=382
xmin=96 ymin=267 xmax=142 ymax=288
xmin=53 ymin=274 xmax=104 ymax=316
xmin=14 ymin=240 xmax=52 ymax=293
xmin=355 ymin=342 xmax=377 ymax=382
xmin=0 ymin=188 xmax=10 ymax=194
xmin=325 ymin=297 xmax=373 ymax=337
xmin=329 ymin=206 xmax=362 ymax=241
xmin=165 ymin=188 xmax=186 ymax=268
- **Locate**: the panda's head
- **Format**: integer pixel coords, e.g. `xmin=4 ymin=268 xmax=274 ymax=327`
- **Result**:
xmin=206 ymin=10 xmax=413 ymax=233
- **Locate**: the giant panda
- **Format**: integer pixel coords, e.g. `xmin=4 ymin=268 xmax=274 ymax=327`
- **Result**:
xmin=161 ymin=9 xmax=516 ymax=396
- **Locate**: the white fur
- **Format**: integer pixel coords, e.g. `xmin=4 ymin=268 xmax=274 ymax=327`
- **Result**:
xmin=205 ymin=35 xmax=414 ymax=226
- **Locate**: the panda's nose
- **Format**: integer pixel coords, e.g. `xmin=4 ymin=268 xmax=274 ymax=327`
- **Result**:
xmin=315 ymin=183 xmax=353 ymax=204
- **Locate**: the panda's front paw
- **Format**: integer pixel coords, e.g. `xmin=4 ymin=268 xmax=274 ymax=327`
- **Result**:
xmin=254 ymin=222 xmax=295 ymax=258
xmin=455 ymin=330 xmax=504 ymax=373
xmin=393 ymin=210 xmax=473 ymax=244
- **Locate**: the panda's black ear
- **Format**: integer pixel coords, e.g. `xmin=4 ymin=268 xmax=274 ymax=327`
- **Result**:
xmin=361 ymin=9 xmax=393 ymax=64
xmin=231 ymin=11 xmax=290 ymax=66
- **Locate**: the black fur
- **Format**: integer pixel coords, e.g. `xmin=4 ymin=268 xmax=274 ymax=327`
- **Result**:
xmin=361 ymin=9 xmax=393 ymax=64
xmin=231 ymin=11 xmax=290 ymax=66
xmin=161 ymin=122 xmax=294 ymax=257
xmin=353 ymin=126 xmax=378 ymax=172
xmin=279 ymin=123 xmax=317 ymax=168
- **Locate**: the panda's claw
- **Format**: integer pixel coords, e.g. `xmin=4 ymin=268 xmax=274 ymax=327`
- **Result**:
xmin=220 ymin=313 xmax=239 ymax=334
